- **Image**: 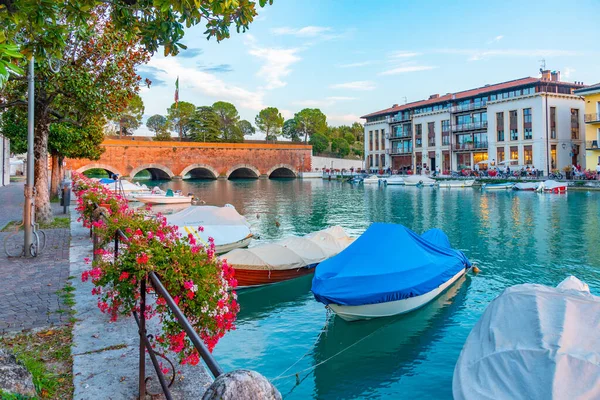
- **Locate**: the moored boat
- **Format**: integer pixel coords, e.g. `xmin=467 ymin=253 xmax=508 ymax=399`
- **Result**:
xmin=362 ymin=175 xmax=380 ymax=184
xmin=311 ymin=224 xmax=471 ymax=321
xmin=382 ymin=176 xmax=405 ymax=185
xmin=513 ymin=182 xmax=539 ymax=191
xmin=166 ymin=205 xmax=253 ymax=254
xmin=404 ymin=175 xmax=436 ymax=186
xmin=453 ymin=276 xmax=600 ymax=400
xmin=482 ymin=182 xmax=514 ymax=190
xmin=223 ymin=226 xmax=353 ymax=288
xmin=536 ymin=179 xmax=567 ymax=193
xmin=135 ymin=188 xmax=193 ymax=204
xmin=438 ymin=179 xmax=476 ymax=188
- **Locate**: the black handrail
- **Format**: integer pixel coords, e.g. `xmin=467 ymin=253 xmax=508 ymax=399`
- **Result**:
xmin=91 ymin=204 xmax=223 ymax=398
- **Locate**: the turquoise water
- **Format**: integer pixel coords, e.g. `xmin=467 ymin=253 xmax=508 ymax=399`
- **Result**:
xmin=152 ymin=179 xmax=600 ymax=399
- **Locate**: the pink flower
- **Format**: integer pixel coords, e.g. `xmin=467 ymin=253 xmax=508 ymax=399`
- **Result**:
xmin=183 ymin=280 xmax=194 ymax=290
xmin=198 ymin=226 xmax=204 ymax=232
xmin=81 ymin=271 xmax=89 ymax=282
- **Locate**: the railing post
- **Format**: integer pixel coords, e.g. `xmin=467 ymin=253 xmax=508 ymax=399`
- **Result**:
xmin=139 ymin=276 xmax=146 ymax=399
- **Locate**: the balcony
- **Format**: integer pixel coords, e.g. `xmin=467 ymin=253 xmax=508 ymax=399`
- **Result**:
xmin=390 ymin=147 xmax=413 ymax=155
xmin=451 ymin=101 xmax=487 ymax=113
xmin=587 ymin=140 xmax=599 ymax=150
xmin=453 ymin=141 xmax=488 ymax=151
xmin=451 ymin=121 xmax=488 ymax=133
xmin=389 ymin=131 xmax=412 ymax=140
xmin=585 ymin=113 xmax=600 ymax=123
xmin=393 ymin=114 xmax=411 ymax=123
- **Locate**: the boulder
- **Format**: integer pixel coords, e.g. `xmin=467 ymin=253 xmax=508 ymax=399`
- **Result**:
xmin=0 ymin=348 xmax=36 ymax=397
xmin=202 ymin=369 xmax=281 ymax=400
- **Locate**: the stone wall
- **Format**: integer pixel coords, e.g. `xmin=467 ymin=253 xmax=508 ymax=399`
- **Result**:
xmin=312 ymin=156 xmax=364 ymax=171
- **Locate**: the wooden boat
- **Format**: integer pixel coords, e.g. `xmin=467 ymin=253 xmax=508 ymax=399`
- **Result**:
xmin=223 ymin=226 xmax=353 ymax=288
xmin=382 ymin=176 xmax=405 ymax=185
xmin=135 ymin=193 xmax=193 ymax=204
xmin=438 ymin=179 xmax=476 ymax=188
xmin=404 ymin=175 xmax=436 ymax=186
xmin=536 ymin=180 xmax=567 ymax=193
xmin=513 ymin=182 xmax=539 ymax=191
xmin=362 ymin=175 xmax=380 ymax=184
xmin=482 ymin=182 xmax=514 ymax=190
xmin=312 ymin=224 xmax=472 ymax=321
xmin=166 ymin=205 xmax=253 ymax=254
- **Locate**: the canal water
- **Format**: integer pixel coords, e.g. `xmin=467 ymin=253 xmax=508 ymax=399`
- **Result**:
xmin=148 ymin=178 xmax=600 ymax=399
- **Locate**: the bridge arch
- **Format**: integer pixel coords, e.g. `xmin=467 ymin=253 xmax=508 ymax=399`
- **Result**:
xmin=77 ymin=163 xmax=122 ymax=177
xmin=266 ymin=164 xmax=298 ymax=178
xmin=130 ymin=164 xmax=174 ymax=180
xmin=226 ymin=164 xmax=260 ymax=180
xmin=180 ymin=164 xmax=218 ymax=180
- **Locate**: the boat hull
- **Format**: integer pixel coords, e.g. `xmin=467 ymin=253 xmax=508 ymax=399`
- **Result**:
xmin=438 ymin=180 xmax=475 ymax=188
xmin=235 ymin=266 xmax=315 ymax=288
xmin=329 ymin=267 xmax=468 ymax=321
xmin=483 ymin=183 xmax=514 ymax=190
xmin=215 ymin=236 xmax=253 ymax=255
xmin=135 ymin=196 xmax=193 ymax=204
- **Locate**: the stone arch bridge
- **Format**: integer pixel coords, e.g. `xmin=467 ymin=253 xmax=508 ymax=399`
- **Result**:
xmin=65 ymin=140 xmax=313 ymax=180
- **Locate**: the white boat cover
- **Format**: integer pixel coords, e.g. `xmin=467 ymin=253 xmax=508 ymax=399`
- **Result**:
xmin=453 ymin=276 xmax=600 ymax=400
xmin=222 ymin=226 xmax=353 ymax=271
xmin=166 ymin=205 xmax=251 ymax=247
xmin=103 ymin=180 xmax=149 ymax=193
xmin=513 ymin=182 xmax=539 ymax=190
xmin=404 ymin=175 xmax=435 ymax=185
xmin=537 ymin=180 xmax=567 ymax=191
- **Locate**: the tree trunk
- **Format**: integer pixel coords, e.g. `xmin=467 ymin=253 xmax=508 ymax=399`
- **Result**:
xmin=50 ymin=154 xmax=60 ymax=199
xmin=34 ymin=109 xmax=53 ymax=224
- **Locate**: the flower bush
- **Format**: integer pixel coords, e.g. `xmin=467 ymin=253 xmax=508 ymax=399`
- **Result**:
xmin=72 ymin=172 xmax=238 ymax=363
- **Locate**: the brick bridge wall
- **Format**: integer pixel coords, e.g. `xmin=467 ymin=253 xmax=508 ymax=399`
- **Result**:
xmin=65 ymin=139 xmax=313 ymax=179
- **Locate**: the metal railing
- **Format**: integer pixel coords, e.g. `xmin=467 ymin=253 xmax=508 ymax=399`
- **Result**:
xmin=91 ymin=204 xmax=223 ymax=399
xmin=585 ymin=113 xmax=600 ymax=123
xmin=451 ymin=101 xmax=487 ymax=113
xmin=453 ymin=141 xmax=488 ymax=151
xmin=587 ymin=140 xmax=599 ymax=149
xmin=389 ymin=132 xmax=412 ymax=140
xmin=451 ymin=121 xmax=488 ymax=132
xmin=390 ymin=147 xmax=413 ymax=155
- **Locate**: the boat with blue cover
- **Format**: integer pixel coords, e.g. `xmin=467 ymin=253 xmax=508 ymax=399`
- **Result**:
xmin=482 ymin=182 xmax=514 ymax=190
xmin=311 ymin=223 xmax=471 ymax=321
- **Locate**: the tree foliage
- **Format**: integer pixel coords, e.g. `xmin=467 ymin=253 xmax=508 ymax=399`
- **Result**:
xmin=309 ymin=133 xmax=329 ymax=154
xmin=282 ymin=118 xmax=301 ymax=142
xmin=255 ymin=107 xmax=284 ymax=142
xmin=331 ymin=137 xmax=350 ymax=157
xmin=212 ymin=101 xmax=243 ymax=142
xmin=188 ymin=106 xmax=221 ymax=142
xmin=237 ymin=119 xmax=256 ymax=137
xmin=166 ymin=101 xmax=196 ymax=138
xmin=112 ymin=94 xmax=144 ymax=137
xmin=146 ymin=114 xmax=169 ymax=135
xmin=294 ymin=108 xmax=327 ymax=143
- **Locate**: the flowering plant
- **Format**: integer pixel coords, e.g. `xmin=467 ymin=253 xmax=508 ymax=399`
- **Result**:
xmin=72 ymin=172 xmax=238 ymax=364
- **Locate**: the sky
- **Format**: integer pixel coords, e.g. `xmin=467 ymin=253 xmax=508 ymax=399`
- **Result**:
xmin=135 ymin=0 xmax=600 ymax=138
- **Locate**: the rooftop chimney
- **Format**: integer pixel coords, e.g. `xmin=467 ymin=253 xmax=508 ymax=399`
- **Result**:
xmin=550 ymin=71 xmax=560 ymax=82
xmin=392 ymin=104 xmax=398 ymax=108
xmin=429 ymin=94 xmax=439 ymax=100
xmin=541 ymin=70 xmax=552 ymax=81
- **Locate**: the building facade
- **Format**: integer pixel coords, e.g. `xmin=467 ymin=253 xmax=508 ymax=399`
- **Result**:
xmin=362 ymin=71 xmax=586 ymax=175
xmin=574 ymin=83 xmax=600 ymax=169
xmin=363 ymin=118 xmax=390 ymax=171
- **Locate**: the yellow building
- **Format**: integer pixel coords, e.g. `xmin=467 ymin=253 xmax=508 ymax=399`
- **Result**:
xmin=574 ymin=84 xmax=600 ymax=170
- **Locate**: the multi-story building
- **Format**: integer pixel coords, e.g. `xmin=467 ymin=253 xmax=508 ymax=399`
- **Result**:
xmin=363 ymin=115 xmax=390 ymax=171
xmin=361 ymin=71 xmax=586 ymax=175
xmin=574 ymin=83 xmax=600 ymax=169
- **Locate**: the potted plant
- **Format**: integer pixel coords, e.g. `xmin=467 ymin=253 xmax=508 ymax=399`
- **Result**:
xmin=562 ymin=165 xmax=573 ymax=180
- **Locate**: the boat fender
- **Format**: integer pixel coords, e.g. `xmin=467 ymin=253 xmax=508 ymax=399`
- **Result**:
xmin=472 ymin=265 xmax=480 ymax=274
xmin=275 ymin=220 xmax=281 ymax=228
xmin=419 ymin=180 xmax=423 ymax=185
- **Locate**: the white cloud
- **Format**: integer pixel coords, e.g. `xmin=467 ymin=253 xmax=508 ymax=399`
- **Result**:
xmin=338 ymin=61 xmax=375 ymax=68
xmin=293 ymin=96 xmax=357 ymax=107
xmin=280 ymin=109 xmax=294 ymax=120
xmin=379 ymin=65 xmax=437 ymax=76
xmin=564 ymin=67 xmax=576 ymax=79
xmin=329 ymin=81 xmax=376 ymax=91
xmin=388 ymin=51 xmax=421 ymax=59
xmin=272 ymin=26 xmax=332 ymax=37
xmin=147 ymin=57 xmax=266 ymax=111
xmin=487 ymin=35 xmax=504 ymax=44
xmin=327 ymin=114 xmax=362 ymax=125
xmin=244 ymin=35 xmax=301 ymax=90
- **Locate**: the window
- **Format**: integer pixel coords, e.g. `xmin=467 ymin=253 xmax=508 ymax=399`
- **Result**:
xmin=509 ymin=110 xmax=518 ymax=140
xmin=551 ymin=145 xmax=557 ymax=169
xmin=442 ymin=120 xmax=450 ymax=145
xmin=457 ymin=153 xmax=471 ymax=169
xmin=571 ymin=109 xmax=579 ymax=139
xmin=428 ymin=122 xmax=435 ymax=146
xmin=496 ymin=112 xmax=505 ymax=142
xmin=369 ymin=131 xmax=373 ymax=151
xmin=550 ymin=107 xmax=556 ymax=139
xmin=375 ymin=130 xmax=379 ymax=151
xmin=380 ymin=154 xmax=385 ymax=168
xmin=510 ymin=146 xmax=519 ymax=162
xmin=523 ymin=108 xmax=532 ymax=140
xmin=497 ymin=147 xmax=505 ymax=163
xmin=415 ymin=124 xmax=422 ymax=148
xmin=524 ymin=145 xmax=533 ymax=165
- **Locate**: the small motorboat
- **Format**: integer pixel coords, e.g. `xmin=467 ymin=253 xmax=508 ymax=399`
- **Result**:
xmin=536 ymin=180 xmax=567 ymax=193
xmin=453 ymin=276 xmax=600 ymax=400
xmin=347 ymin=176 xmax=363 ymax=184
xmin=481 ymin=182 xmax=514 ymax=190
xmin=222 ymin=226 xmax=353 ymax=288
xmin=166 ymin=204 xmax=253 ymax=253
xmin=311 ymin=224 xmax=471 ymax=321
xmin=382 ymin=176 xmax=405 ymax=185
xmin=513 ymin=182 xmax=539 ymax=191
xmin=362 ymin=175 xmax=380 ymax=185
xmin=404 ymin=175 xmax=436 ymax=186
xmin=134 ymin=188 xmax=193 ymax=204
xmin=438 ymin=179 xmax=476 ymax=188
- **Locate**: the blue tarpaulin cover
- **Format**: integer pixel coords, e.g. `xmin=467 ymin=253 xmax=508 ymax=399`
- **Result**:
xmin=311 ymin=223 xmax=471 ymax=306
xmin=99 ymin=178 xmax=116 ymax=184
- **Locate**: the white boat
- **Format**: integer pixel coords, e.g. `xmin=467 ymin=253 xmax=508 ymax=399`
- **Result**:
xmin=135 ymin=194 xmax=193 ymax=204
xmin=382 ymin=176 xmax=405 ymax=185
xmin=362 ymin=175 xmax=380 ymax=184
xmin=438 ymin=179 xmax=475 ymax=188
xmin=312 ymin=224 xmax=472 ymax=321
xmin=453 ymin=276 xmax=600 ymax=400
xmin=222 ymin=226 xmax=353 ymax=288
xmin=536 ymin=180 xmax=567 ymax=193
xmin=166 ymin=205 xmax=253 ymax=254
xmin=513 ymin=182 xmax=539 ymax=191
xmin=403 ymin=175 xmax=436 ymax=186
xmin=481 ymin=182 xmax=514 ymax=190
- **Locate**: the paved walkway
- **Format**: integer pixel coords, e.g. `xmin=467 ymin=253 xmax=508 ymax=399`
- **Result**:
xmin=0 ymin=182 xmax=71 ymax=334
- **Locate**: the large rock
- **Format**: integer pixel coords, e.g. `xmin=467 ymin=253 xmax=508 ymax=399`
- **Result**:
xmin=0 ymin=348 xmax=36 ymax=397
xmin=202 ymin=369 xmax=281 ymax=400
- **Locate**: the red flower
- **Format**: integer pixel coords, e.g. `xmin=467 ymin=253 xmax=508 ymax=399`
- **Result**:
xmin=186 ymin=291 xmax=194 ymax=300
xmin=119 ymin=271 xmax=130 ymax=281
xmin=136 ymin=253 xmax=149 ymax=265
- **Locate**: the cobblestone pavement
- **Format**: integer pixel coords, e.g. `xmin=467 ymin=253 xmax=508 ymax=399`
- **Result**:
xmin=0 ymin=182 xmax=72 ymax=334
